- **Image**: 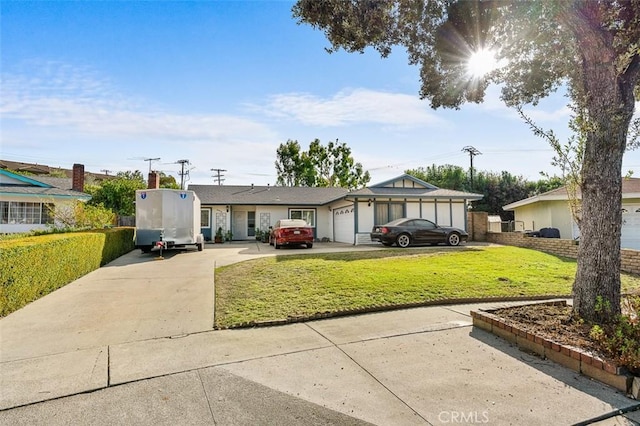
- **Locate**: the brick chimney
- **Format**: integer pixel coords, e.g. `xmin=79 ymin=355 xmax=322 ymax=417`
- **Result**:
xmin=148 ymin=171 xmax=160 ymax=189
xmin=72 ymin=164 xmax=85 ymax=192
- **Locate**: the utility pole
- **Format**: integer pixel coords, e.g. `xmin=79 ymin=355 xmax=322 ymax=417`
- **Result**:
xmin=144 ymin=157 xmax=161 ymax=174
xmin=461 ymin=146 xmax=482 ymax=188
xmin=100 ymin=169 xmax=112 ymax=176
xmin=211 ymin=168 xmax=227 ymax=185
xmin=176 ymin=159 xmax=190 ymax=190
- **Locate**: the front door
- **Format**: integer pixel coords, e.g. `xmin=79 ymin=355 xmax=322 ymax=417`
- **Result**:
xmin=248 ymin=211 xmax=256 ymax=237
xmin=232 ymin=211 xmax=247 ymax=240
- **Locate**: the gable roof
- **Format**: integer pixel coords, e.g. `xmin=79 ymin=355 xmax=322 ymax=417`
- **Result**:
xmin=0 ymin=169 xmax=90 ymax=199
xmin=350 ymin=173 xmax=483 ymax=200
xmin=370 ymin=173 xmax=439 ymax=190
xmin=504 ymin=178 xmax=640 ymax=210
xmin=189 ymin=184 xmax=348 ymax=205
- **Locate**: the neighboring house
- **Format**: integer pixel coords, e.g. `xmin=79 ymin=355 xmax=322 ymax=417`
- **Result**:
xmin=503 ymin=178 xmax=640 ymax=249
xmin=0 ymin=159 xmax=112 ymax=182
xmin=189 ymin=174 xmax=483 ymax=244
xmin=0 ymin=164 xmax=91 ymax=234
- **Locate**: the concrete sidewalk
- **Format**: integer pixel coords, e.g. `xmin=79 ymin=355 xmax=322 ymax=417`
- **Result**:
xmin=1 ymin=243 xmax=638 ymax=425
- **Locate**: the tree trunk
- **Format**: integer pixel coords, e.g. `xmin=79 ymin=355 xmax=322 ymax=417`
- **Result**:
xmin=569 ymin=3 xmax=638 ymax=323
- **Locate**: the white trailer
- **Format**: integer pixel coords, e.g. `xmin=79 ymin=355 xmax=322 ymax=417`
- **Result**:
xmin=135 ymin=189 xmax=204 ymax=253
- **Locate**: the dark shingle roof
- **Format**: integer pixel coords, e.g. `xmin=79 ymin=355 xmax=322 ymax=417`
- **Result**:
xmin=189 ymin=185 xmax=349 ymax=205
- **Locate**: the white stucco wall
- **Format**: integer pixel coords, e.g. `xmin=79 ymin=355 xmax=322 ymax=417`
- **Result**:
xmin=357 ymin=201 xmax=375 ymax=234
xmin=405 ymin=202 xmax=420 ymax=218
xmin=421 ymin=202 xmax=437 ymax=222
xmin=451 ymin=202 xmax=466 ymax=229
xmin=512 ymin=201 xmax=572 ymax=238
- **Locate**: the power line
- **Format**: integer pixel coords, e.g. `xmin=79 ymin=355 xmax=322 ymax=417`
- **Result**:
xmin=461 ymin=146 xmax=482 ymax=187
xmin=211 ymin=168 xmax=227 ymax=185
xmin=176 ymin=159 xmax=190 ymax=190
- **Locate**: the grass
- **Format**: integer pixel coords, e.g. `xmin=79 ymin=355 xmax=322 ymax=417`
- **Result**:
xmin=214 ymin=246 xmax=640 ymax=328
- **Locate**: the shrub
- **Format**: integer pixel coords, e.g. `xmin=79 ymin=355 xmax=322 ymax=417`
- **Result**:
xmin=590 ymin=295 xmax=640 ymax=374
xmin=48 ymin=200 xmax=115 ymax=230
xmin=0 ymin=227 xmax=134 ymax=317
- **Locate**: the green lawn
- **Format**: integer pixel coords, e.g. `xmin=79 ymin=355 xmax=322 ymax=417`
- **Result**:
xmin=214 ymin=246 xmax=640 ymax=328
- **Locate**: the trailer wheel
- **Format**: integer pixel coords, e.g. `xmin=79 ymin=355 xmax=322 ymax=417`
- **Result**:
xmin=197 ymin=243 xmax=203 ymax=252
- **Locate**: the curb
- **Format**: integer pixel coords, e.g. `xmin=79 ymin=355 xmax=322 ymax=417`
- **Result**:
xmin=215 ymin=294 xmax=570 ymax=329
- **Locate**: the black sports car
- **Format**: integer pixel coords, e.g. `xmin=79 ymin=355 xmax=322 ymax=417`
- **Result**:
xmin=370 ymin=218 xmax=468 ymax=248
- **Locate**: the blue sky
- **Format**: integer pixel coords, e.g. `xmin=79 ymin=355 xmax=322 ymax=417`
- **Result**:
xmin=2 ymin=1 xmax=639 ymax=187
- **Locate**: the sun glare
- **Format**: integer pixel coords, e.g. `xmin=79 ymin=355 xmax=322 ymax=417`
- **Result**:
xmin=467 ymin=49 xmax=499 ymax=78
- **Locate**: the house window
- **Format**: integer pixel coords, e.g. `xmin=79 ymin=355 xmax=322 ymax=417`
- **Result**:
xmin=0 ymin=201 xmax=55 ymax=225
xmin=0 ymin=201 xmax=8 ymax=224
xmin=200 ymin=209 xmax=211 ymax=228
xmin=290 ymin=209 xmax=316 ymax=227
xmin=375 ymin=202 xmax=404 ymax=225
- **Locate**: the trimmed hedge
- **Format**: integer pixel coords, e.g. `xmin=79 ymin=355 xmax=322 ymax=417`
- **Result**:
xmin=0 ymin=227 xmax=134 ymax=317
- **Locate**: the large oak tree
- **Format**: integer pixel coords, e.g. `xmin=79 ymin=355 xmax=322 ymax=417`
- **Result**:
xmin=293 ymin=0 xmax=640 ymax=323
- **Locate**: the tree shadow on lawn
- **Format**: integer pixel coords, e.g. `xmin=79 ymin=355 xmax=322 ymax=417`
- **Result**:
xmin=272 ymin=246 xmax=477 ymax=263
xmin=468 ymin=327 xmax=636 ymax=411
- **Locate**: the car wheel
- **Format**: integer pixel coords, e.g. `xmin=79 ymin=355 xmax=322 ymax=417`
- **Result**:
xmin=396 ymin=234 xmax=411 ymax=248
xmin=307 ymin=243 xmax=313 ymax=249
xmin=447 ymin=232 xmax=461 ymax=246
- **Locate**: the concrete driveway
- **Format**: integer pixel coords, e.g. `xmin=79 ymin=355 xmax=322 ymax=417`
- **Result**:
xmin=1 ymin=241 xmax=638 ymax=424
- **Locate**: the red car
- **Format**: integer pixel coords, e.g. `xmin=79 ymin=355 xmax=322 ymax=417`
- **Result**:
xmin=269 ymin=219 xmax=314 ymax=249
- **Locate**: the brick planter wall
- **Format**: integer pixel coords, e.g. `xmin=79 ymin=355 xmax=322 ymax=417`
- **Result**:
xmin=472 ymin=302 xmax=634 ymax=393
xmin=486 ymin=232 xmax=640 ymax=275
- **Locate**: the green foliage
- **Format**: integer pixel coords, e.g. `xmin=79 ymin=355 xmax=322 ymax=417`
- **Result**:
xmin=406 ymin=164 xmax=564 ymax=219
xmin=85 ymin=170 xmax=146 ymax=216
xmin=48 ymin=200 xmax=115 ymax=230
xmin=590 ymin=295 xmax=640 ymax=374
xmin=159 ymin=172 xmax=180 ymax=189
xmin=275 ymin=138 xmax=371 ymax=189
xmin=0 ymin=228 xmax=134 ymax=317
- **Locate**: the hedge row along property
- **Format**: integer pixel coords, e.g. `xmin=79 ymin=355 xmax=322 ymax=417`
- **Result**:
xmin=0 ymin=228 xmax=134 ymax=317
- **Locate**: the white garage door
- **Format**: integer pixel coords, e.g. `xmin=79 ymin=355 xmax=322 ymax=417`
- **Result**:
xmin=622 ymin=206 xmax=640 ymax=250
xmin=333 ymin=205 xmax=354 ymax=244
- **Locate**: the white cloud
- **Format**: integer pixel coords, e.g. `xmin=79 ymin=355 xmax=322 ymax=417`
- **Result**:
xmin=0 ymin=61 xmax=284 ymax=185
xmin=250 ymin=88 xmax=445 ymax=128
xmin=1 ymin=66 xmax=275 ymax=143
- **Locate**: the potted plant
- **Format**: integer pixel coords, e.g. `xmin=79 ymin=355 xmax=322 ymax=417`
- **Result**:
xmin=225 ymin=230 xmax=233 ymax=242
xmin=215 ymin=227 xmax=224 ymax=243
xmin=261 ymin=228 xmax=270 ymax=243
xmin=255 ymin=229 xmax=262 ymax=241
